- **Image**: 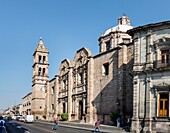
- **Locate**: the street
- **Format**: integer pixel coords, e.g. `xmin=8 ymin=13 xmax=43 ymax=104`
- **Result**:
xmin=5 ymin=120 xmax=90 ymax=133
xmin=6 ymin=121 xmax=89 ymax=133
xmin=4 ymin=120 xmax=126 ymax=133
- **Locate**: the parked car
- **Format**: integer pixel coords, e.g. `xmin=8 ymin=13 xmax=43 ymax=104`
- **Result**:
xmin=19 ymin=116 xmax=25 ymax=122
xmin=12 ymin=115 xmax=16 ymax=120
xmin=16 ymin=115 xmax=22 ymax=121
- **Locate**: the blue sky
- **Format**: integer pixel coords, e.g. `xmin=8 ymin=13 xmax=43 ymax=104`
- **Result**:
xmin=0 ymin=0 xmax=170 ymax=112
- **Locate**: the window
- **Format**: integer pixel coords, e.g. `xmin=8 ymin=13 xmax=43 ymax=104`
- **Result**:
xmin=63 ymin=103 xmax=66 ymax=113
xmin=102 ymin=63 xmax=109 ymax=76
xmin=106 ymin=41 xmax=111 ymax=51
xmin=43 ymin=68 xmax=45 ymax=76
xmin=158 ymin=93 xmax=169 ymax=117
xmin=39 ymin=55 xmax=42 ymax=63
xmin=161 ymin=49 xmax=170 ymax=63
xmin=43 ymin=56 xmax=46 ymax=63
xmin=51 ymin=104 xmax=54 ymax=110
xmin=38 ymin=67 xmax=41 ymax=76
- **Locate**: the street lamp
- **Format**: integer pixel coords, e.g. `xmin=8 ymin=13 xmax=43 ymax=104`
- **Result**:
xmin=116 ymin=98 xmax=120 ymax=105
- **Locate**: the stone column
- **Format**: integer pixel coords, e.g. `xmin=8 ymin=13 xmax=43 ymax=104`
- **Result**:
xmin=110 ymin=34 xmax=115 ymax=49
xmin=83 ymin=98 xmax=86 ymax=114
xmin=134 ymin=37 xmax=140 ymax=64
xmin=132 ymin=76 xmax=140 ymax=133
xmin=65 ymin=101 xmax=68 ymax=113
xmin=54 ymin=76 xmax=59 ymax=118
xmin=122 ymin=45 xmax=127 ymax=64
xmin=144 ymin=76 xmax=152 ymax=132
xmin=169 ymin=93 xmax=170 ymax=118
xmin=75 ymin=99 xmax=78 ymax=120
xmin=68 ymin=67 xmax=73 ymax=121
xmin=99 ymin=38 xmax=106 ymax=53
xmin=87 ymin=57 xmax=94 ymax=123
xmin=146 ymin=34 xmax=153 ymax=68
xmin=46 ymin=82 xmax=50 ymax=120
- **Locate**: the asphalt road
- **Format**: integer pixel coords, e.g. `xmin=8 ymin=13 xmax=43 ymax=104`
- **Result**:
xmin=5 ymin=120 xmax=91 ymax=133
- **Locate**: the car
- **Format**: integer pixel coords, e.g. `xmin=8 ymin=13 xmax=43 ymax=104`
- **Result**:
xmin=12 ymin=115 xmax=16 ymax=120
xmin=16 ymin=115 xmax=22 ymax=121
xmin=19 ymin=116 xmax=25 ymax=122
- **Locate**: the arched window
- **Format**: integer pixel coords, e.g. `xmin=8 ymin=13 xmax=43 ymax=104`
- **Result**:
xmin=43 ymin=68 xmax=45 ymax=76
xmin=43 ymin=56 xmax=46 ymax=63
xmin=38 ymin=67 xmax=41 ymax=76
xmin=39 ymin=55 xmax=42 ymax=63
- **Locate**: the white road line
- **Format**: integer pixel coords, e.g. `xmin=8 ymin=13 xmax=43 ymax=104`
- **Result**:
xmin=24 ymin=131 xmax=30 ymax=133
xmin=16 ymin=126 xmax=22 ymax=128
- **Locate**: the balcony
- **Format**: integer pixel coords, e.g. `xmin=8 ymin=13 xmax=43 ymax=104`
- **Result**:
xmin=153 ymin=60 xmax=170 ymax=69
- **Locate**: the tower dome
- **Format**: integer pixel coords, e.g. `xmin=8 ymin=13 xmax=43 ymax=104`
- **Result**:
xmin=99 ymin=16 xmax=133 ymax=53
xmin=102 ymin=16 xmax=133 ymax=36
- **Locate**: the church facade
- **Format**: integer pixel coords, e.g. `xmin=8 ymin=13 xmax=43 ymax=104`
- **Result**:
xmin=43 ymin=16 xmax=134 ymax=124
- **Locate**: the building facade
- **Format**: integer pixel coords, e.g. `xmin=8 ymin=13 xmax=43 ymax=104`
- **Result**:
xmin=22 ymin=92 xmax=32 ymax=115
xmin=128 ymin=21 xmax=170 ymax=132
xmin=44 ymin=16 xmax=134 ymax=124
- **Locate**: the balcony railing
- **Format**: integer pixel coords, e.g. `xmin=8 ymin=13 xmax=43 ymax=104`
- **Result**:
xmin=153 ymin=60 xmax=170 ymax=68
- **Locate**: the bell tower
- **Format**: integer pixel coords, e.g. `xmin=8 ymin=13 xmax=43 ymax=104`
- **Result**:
xmin=31 ymin=37 xmax=49 ymax=118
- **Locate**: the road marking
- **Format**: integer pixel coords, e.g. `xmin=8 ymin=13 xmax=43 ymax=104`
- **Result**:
xmin=24 ymin=131 xmax=30 ymax=133
xmin=17 ymin=126 xmax=22 ymax=128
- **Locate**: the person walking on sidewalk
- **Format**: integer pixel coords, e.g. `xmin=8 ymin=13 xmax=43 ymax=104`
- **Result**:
xmin=116 ymin=116 xmax=121 ymax=128
xmin=53 ymin=117 xmax=59 ymax=132
xmin=94 ymin=119 xmax=101 ymax=133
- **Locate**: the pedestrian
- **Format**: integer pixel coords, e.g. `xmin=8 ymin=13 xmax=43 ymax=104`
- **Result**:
xmin=0 ymin=116 xmax=6 ymax=133
xmin=94 ymin=119 xmax=101 ymax=133
xmin=116 ymin=116 xmax=121 ymax=128
xmin=53 ymin=117 xmax=59 ymax=132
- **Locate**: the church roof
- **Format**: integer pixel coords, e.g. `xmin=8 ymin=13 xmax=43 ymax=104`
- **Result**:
xmin=102 ymin=24 xmax=133 ymax=36
xmin=33 ymin=37 xmax=49 ymax=56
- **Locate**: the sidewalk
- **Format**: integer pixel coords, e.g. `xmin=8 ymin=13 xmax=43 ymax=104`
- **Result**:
xmin=37 ymin=120 xmax=127 ymax=133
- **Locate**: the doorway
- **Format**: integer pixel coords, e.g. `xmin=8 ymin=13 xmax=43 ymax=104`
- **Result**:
xmin=78 ymin=101 xmax=83 ymax=120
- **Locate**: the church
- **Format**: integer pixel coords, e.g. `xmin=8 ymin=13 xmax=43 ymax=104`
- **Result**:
xmin=31 ymin=16 xmax=134 ymax=124
xmin=29 ymin=16 xmax=170 ymax=132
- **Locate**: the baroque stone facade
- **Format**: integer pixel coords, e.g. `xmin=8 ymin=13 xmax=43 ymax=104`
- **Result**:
xmin=44 ymin=16 xmax=134 ymax=124
xmin=128 ymin=21 xmax=170 ymax=132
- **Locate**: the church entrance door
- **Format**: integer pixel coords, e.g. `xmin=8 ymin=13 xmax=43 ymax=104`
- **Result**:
xmin=78 ymin=101 xmax=83 ymax=120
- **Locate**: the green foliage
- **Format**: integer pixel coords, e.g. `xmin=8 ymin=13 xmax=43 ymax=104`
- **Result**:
xmin=43 ymin=115 xmax=46 ymax=119
xmin=109 ymin=112 xmax=119 ymax=124
xmin=61 ymin=113 xmax=68 ymax=121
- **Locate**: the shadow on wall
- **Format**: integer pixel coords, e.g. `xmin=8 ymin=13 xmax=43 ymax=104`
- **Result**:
xmin=92 ymin=47 xmax=134 ymax=125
